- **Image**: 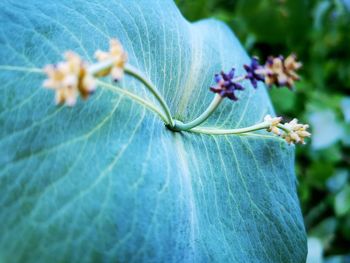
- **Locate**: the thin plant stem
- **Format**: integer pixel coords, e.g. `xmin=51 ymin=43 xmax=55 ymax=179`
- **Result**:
xmin=232 ymin=75 xmax=246 ymax=82
xmin=88 ymin=58 xmax=115 ymax=76
xmin=97 ymin=80 xmax=168 ymax=123
xmin=124 ymin=64 xmax=174 ymax=126
xmin=172 ymin=94 xmax=223 ymax=131
xmin=189 ymin=121 xmax=270 ymax=135
xmin=90 ymin=61 xmax=174 ymax=125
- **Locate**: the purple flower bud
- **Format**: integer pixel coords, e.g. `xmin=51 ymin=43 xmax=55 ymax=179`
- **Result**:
xmin=210 ymin=68 xmax=244 ymax=101
xmin=243 ymin=57 xmax=265 ymax=89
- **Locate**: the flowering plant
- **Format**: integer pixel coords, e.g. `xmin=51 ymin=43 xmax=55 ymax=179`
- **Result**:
xmin=19 ymin=39 xmax=311 ymax=145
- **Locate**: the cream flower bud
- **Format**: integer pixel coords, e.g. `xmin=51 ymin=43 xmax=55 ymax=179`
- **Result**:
xmin=94 ymin=38 xmax=127 ymax=81
xmin=264 ymin=114 xmax=283 ymax=135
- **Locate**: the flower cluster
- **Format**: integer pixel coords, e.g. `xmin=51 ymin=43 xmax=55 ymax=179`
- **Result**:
xmin=282 ymin=118 xmax=311 ymax=144
xmin=246 ymin=54 xmax=302 ymax=89
xmin=43 ymin=39 xmax=127 ymax=106
xmin=263 ymin=115 xmax=311 ymax=144
xmin=261 ymin=54 xmax=302 ymax=88
xmin=210 ymin=69 xmax=244 ymax=101
xmin=43 ymin=52 xmax=96 ymax=106
xmin=210 ymin=54 xmax=302 ymax=101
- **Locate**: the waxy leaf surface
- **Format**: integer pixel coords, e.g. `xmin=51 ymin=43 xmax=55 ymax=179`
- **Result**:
xmin=0 ymin=0 xmax=306 ymax=262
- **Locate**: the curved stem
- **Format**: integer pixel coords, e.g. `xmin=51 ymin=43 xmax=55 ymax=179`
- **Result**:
xmin=97 ymin=80 xmax=168 ymax=123
xmin=171 ymin=74 xmax=247 ymax=132
xmin=189 ymin=121 xmax=270 ymax=135
xmin=172 ymin=94 xmax=223 ymax=131
xmin=124 ymin=64 xmax=174 ymax=126
xmin=90 ymin=61 xmax=174 ymax=126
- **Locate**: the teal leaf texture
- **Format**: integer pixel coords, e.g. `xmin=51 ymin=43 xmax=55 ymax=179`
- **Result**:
xmin=0 ymin=0 xmax=307 ymax=262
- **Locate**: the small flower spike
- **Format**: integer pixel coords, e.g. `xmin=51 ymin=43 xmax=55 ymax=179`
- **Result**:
xmin=43 ymin=51 xmax=96 ymax=106
xmin=244 ymin=57 xmax=265 ymax=88
xmin=256 ymin=54 xmax=302 ymax=88
xmin=210 ymin=68 xmax=244 ymax=101
xmin=282 ymin=118 xmax=311 ymax=144
xmin=264 ymin=114 xmax=283 ymax=136
xmin=95 ymin=38 xmax=127 ymax=81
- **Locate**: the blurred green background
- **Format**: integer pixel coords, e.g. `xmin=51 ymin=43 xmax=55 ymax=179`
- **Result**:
xmin=176 ymin=0 xmax=350 ymax=262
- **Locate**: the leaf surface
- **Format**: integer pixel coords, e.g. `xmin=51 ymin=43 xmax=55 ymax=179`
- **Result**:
xmin=0 ymin=0 xmax=306 ymax=262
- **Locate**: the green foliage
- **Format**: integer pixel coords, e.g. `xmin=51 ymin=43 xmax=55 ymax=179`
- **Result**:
xmin=0 ymin=0 xmax=307 ymax=262
xmin=177 ymin=0 xmax=350 ymax=260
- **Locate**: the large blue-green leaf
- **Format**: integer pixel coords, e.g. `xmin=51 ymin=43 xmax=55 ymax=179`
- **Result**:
xmin=0 ymin=0 xmax=307 ymax=262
